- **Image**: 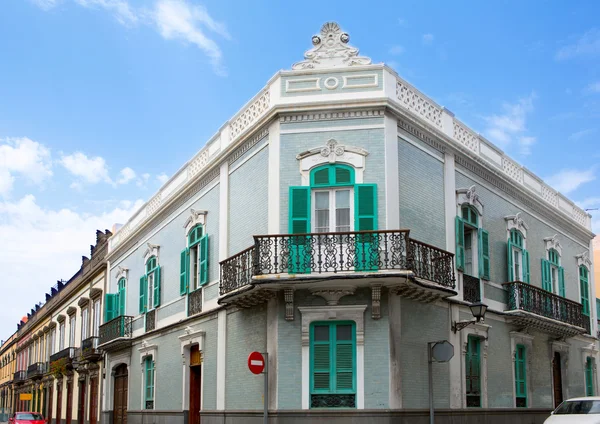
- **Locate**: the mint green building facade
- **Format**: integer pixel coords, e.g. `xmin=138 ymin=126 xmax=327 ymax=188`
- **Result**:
xmin=98 ymin=22 xmax=598 ymax=424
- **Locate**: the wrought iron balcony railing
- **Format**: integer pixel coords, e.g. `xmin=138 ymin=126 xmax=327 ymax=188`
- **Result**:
xmin=26 ymin=362 xmax=46 ymax=379
xmin=145 ymin=309 xmax=156 ymax=332
xmin=463 ymin=275 xmax=481 ymax=303
xmin=81 ymin=336 xmax=101 ymax=361
xmin=504 ymin=281 xmax=584 ymax=328
xmin=220 ymin=230 xmax=455 ymax=295
xmin=99 ymin=315 xmax=133 ymax=345
xmin=188 ymin=288 xmax=203 ymax=317
xmin=13 ymin=370 xmax=26 ymax=382
xmin=583 ymin=315 xmax=592 ymax=335
xmin=49 ymin=347 xmax=74 ymax=364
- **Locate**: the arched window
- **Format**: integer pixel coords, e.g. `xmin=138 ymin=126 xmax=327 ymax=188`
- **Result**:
xmin=456 ymin=204 xmax=489 ymax=280
xmin=542 ymin=248 xmax=564 ymax=295
xmin=507 ymin=229 xmax=529 ymax=283
xmin=140 ymin=256 xmax=161 ymax=314
xmin=310 ymin=164 xmax=355 ymax=233
xmin=180 ymin=224 xmax=209 ymax=295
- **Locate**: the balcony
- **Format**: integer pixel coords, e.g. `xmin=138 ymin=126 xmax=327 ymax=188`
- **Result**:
xmin=220 ymin=229 xmax=456 ymax=306
xmin=503 ymin=281 xmax=586 ymax=337
xmin=26 ymin=362 xmax=46 ymax=380
xmin=99 ymin=315 xmax=133 ymax=350
xmin=49 ymin=347 xmax=74 ymax=375
xmin=13 ymin=370 xmax=26 ymax=384
xmin=81 ymin=336 xmax=101 ymax=362
xmin=463 ymin=275 xmax=481 ymax=303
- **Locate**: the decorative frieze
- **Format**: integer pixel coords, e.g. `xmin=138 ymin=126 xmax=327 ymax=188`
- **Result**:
xmin=230 ymin=91 xmax=270 ymax=140
xmin=396 ymin=79 xmax=442 ymax=129
xmin=281 ymin=109 xmax=384 ymax=123
xmin=453 ymin=120 xmax=479 ymax=154
xmin=227 ymin=128 xmax=269 ymax=165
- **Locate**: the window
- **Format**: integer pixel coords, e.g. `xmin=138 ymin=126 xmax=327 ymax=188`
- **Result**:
xmin=507 ymin=229 xmax=529 ymax=283
xmin=81 ymin=308 xmax=89 ymax=341
xmin=586 ymin=357 xmax=595 ymax=396
xmin=144 ymin=356 xmax=155 ymax=410
xmin=69 ymin=315 xmax=76 ymax=348
xmin=456 ymin=206 xmax=490 ymax=280
xmin=465 ymin=335 xmax=481 ymax=407
xmin=310 ymin=321 xmax=356 ymax=408
xmin=58 ymin=322 xmax=65 ymax=351
xmin=106 ymin=279 xmax=127 ymax=323
xmin=542 ymin=249 xmax=564 ymax=295
xmin=180 ymin=225 xmax=209 ymax=295
xmin=515 ymin=344 xmax=527 ymax=407
xmin=93 ymin=300 xmax=101 ymax=337
xmin=140 ymin=256 xmax=161 ymax=314
xmin=581 ymin=266 xmax=590 ymax=319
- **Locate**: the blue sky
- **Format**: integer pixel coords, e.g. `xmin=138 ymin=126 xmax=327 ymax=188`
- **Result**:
xmin=1 ymin=0 xmax=599 ymax=340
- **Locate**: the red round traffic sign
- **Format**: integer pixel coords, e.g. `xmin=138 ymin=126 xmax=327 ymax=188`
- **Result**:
xmin=248 ymin=351 xmax=265 ymax=375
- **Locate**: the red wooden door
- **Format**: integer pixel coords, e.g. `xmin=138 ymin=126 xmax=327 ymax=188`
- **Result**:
xmin=46 ymin=386 xmax=53 ymax=424
xmin=55 ymin=383 xmax=62 ymax=424
xmin=77 ymin=380 xmax=86 ymax=424
xmin=89 ymin=376 xmax=98 ymax=424
xmin=189 ymin=345 xmax=202 ymax=424
xmin=65 ymin=381 xmax=73 ymax=424
xmin=113 ymin=365 xmax=128 ymax=424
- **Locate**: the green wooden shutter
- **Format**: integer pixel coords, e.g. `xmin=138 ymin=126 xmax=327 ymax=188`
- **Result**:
xmin=355 ymin=184 xmax=378 ymax=272
xmin=558 ymin=266 xmax=565 ymax=297
xmin=153 ymin=266 xmax=161 ymax=308
xmin=586 ymin=357 xmax=595 ymax=396
xmin=507 ymin=241 xmax=514 ymax=281
xmin=199 ymin=234 xmax=209 ymax=285
xmin=541 ymin=260 xmax=552 ymax=292
xmin=119 ymin=285 xmax=126 ymax=316
xmin=465 ymin=336 xmax=481 ymax=407
xmin=334 ymin=325 xmax=355 ymax=393
xmin=180 ymin=248 xmax=189 ymax=295
xmin=456 ymin=217 xmax=465 ymax=271
xmin=311 ymin=326 xmax=331 ymax=392
xmin=289 ymin=186 xmax=311 ymax=274
xmin=145 ymin=357 xmax=155 ymax=402
xmin=478 ymin=229 xmax=490 ymax=280
xmin=515 ymin=344 xmax=527 ymax=406
xmin=581 ymin=275 xmax=590 ymax=315
xmin=139 ymin=275 xmax=147 ymax=314
xmin=523 ymin=249 xmax=530 ymax=284
xmin=104 ymin=294 xmax=116 ymax=322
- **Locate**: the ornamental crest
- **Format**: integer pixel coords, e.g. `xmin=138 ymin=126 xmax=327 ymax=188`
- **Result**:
xmin=292 ymin=22 xmax=372 ymax=70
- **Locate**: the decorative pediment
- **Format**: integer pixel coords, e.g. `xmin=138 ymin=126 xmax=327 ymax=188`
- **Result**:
xmin=576 ymin=251 xmax=593 ymax=269
xmin=184 ymin=209 xmax=207 ymax=236
xmin=505 ymin=212 xmax=529 ymax=238
xmin=297 ymin=139 xmax=368 ymax=182
xmin=77 ymin=297 xmax=90 ymax=309
xmin=292 ymin=22 xmax=372 ymax=70
xmin=56 ymin=314 xmax=66 ymax=323
xmin=90 ymin=288 xmax=103 ymax=300
xmin=115 ymin=266 xmax=128 ymax=281
xmin=138 ymin=340 xmax=158 ymax=364
xmin=310 ymin=285 xmax=356 ymax=306
xmin=544 ymin=235 xmax=562 ymax=256
xmin=143 ymin=243 xmax=160 ymax=263
xmin=457 ymin=185 xmax=484 ymax=216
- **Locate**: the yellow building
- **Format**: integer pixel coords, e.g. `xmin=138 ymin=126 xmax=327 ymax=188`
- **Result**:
xmin=0 ymin=332 xmax=18 ymax=420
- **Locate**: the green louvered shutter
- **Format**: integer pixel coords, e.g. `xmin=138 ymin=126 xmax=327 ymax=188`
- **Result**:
xmin=153 ymin=266 xmax=161 ymax=308
xmin=558 ymin=266 xmax=565 ymax=297
xmin=523 ymin=249 xmax=530 ymax=284
xmin=139 ymin=275 xmax=147 ymax=314
xmin=119 ymin=285 xmax=126 ymax=316
xmin=478 ymin=229 xmax=490 ymax=280
xmin=311 ymin=325 xmax=331 ymax=392
xmin=355 ymin=184 xmax=378 ymax=272
xmin=456 ymin=217 xmax=465 ymax=271
xmin=334 ymin=324 xmax=355 ymax=392
xmin=515 ymin=344 xmax=527 ymax=407
xmin=289 ymin=186 xmax=311 ymax=274
xmin=180 ymin=248 xmax=189 ymax=295
xmin=541 ymin=260 xmax=552 ymax=292
xmin=105 ymin=294 xmax=116 ymax=322
xmin=199 ymin=234 xmax=209 ymax=285
xmin=507 ymin=241 xmax=514 ymax=281
xmin=586 ymin=357 xmax=595 ymax=396
xmin=465 ymin=336 xmax=481 ymax=407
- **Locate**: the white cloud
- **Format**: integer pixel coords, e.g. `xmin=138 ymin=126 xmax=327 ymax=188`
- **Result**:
xmin=389 ymin=45 xmax=404 ymax=55
xmin=568 ymin=129 xmax=596 ymax=141
xmin=577 ymin=197 xmax=600 ymax=209
xmin=117 ymin=167 xmax=136 ymax=185
xmin=422 ymin=34 xmax=434 ymax=45
xmin=60 ymin=152 xmax=111 ymax=185
xmin=30 ymin=0 xmax=59 ymax=10
xmin=0 ymin=195 xmax=144 ymax=338
xmin=156 ymin=173 xmax=169 ymax=184
xmin=555 ymin=28 xmax=600 ymax=60
xmin=0 ymin=137 xmax=53 ymax=195
xmin=483 ymin=93 xmax=536 ymax=155
xmin=136 ymin=172 xmax=151 ymax=188
xmin=546 ymin=168 xmax=596 ymax=194
xmin=74 ymin=0 xmax=138 ymax=26
xmin=586 ymin=81 xmax=600 ymax=94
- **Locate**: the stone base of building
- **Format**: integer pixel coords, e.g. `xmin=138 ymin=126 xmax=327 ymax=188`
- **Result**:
xmin=112 ymin=409 xmax=552 ymax=424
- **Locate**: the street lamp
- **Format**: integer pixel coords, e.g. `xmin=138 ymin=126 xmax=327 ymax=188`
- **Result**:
xmin=452 ymin=302 xmax=488 ymax=333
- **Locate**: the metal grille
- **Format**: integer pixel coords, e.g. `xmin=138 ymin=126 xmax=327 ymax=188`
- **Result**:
xmin=310 ymin=394 xmax=355 ymax=408
xmin=463 ymin=275 xmax=481 ymax=303
xmin=99 ymin=315 xmax=133 ymax=345
xmin=188 ymin=289 xmax=203 ymax=317
xmin=145 ymin=309 xmax=156 ymax=332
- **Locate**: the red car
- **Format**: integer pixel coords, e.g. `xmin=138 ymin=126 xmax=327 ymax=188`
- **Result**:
xmin=8 ymin=412 xmax=46 ymax=424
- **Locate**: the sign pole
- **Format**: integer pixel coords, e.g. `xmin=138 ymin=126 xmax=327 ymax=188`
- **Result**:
xmin=263 ymin=352 xmax=268 ymax=424
xmin=428 ymin=342 xmax=434 ymax=424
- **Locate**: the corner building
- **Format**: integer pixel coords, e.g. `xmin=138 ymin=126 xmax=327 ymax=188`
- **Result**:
xmin=100 ymin=22 xmax=599 ymax=423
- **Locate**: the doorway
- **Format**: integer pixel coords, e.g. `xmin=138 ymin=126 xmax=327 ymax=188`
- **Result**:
xmin=552 ymin=352 xmax=563 ymax=408
xmin=77 ymin=379 xmax=86 ymax=424
xmin=89 ymin=376 xmax=98 ymax=424
xmin=189 ymin=345 xmax=202 ymax=424
xmin=113 ymin=365 xmax=128 ymax=424
xmin=66 ymin=381 xmax=72 ymax=424
xmin=55 ymin=382 xmax=62 ymax=424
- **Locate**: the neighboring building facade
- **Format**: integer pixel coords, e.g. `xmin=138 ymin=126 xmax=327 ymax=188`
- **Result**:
xmin=8 ymin=229 xmax=110 ymax=424
xmin=98 ymin=22 xmax=598 ymax=424
xmin=0 ymin=332 xmax=18 ymax=420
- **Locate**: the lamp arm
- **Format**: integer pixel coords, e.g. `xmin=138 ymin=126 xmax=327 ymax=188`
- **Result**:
xmin=452 ymin=319 xmax=476 ymax=333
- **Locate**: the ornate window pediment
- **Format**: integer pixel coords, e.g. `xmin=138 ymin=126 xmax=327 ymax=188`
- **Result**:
xmin=457 ymin=185 xmax=484 ymax=216
xmin=183 ymin=209 xmax=207 ymax=236
xmin=143 ymin=243 xmax=160 ymax=264
xmin=297 ymin=139 xmax=368 ymax=184
xmin=544 ymin=235 xmax=562 ymax=256
xmin=139 ymin=340 xmax=158 ymax=364
xmin=115 ymin=266 xmax=128 ymax=281
xmin=576 ymin=251 xmax=593 ymax=269
xmin=504 ymin=212 xmax=529 ymax=239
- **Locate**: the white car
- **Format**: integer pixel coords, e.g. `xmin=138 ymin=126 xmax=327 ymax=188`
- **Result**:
xmin=544 ymin=397 xmax=600 ymax=423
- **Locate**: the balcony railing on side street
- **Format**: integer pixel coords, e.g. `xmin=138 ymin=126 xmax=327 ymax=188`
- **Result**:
xmin=99 ymin=315 xmax=133 ymax=345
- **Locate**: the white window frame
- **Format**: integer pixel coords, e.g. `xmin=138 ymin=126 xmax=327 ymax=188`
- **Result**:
xmin=69 ymin=315 xmax=76 ymax=348
xmin=93 ymin=300 xmax=101 ymax=337
xmin=58 ymin=322 xmax=65 ymax=351
xmin=311 ymin=188 xmax=354 ymax=233
xmin=147 ymin=272 xmax=155 ymax=311
xmin=138 ymin=341 xmax=158 ymax=410
xmin=460 ymin=320 xmax=490 ymax=408
xmin=190 ymin=244 xmax=200 ymax=292
xmin=510 ymin=331 xmax=534 ymax=408
xmin=81 ymin=308 xmax=89 ymax=342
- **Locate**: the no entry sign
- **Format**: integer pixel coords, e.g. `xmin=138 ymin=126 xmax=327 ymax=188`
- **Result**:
xmin=248 ymin=351 xmax=265 ymax=374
